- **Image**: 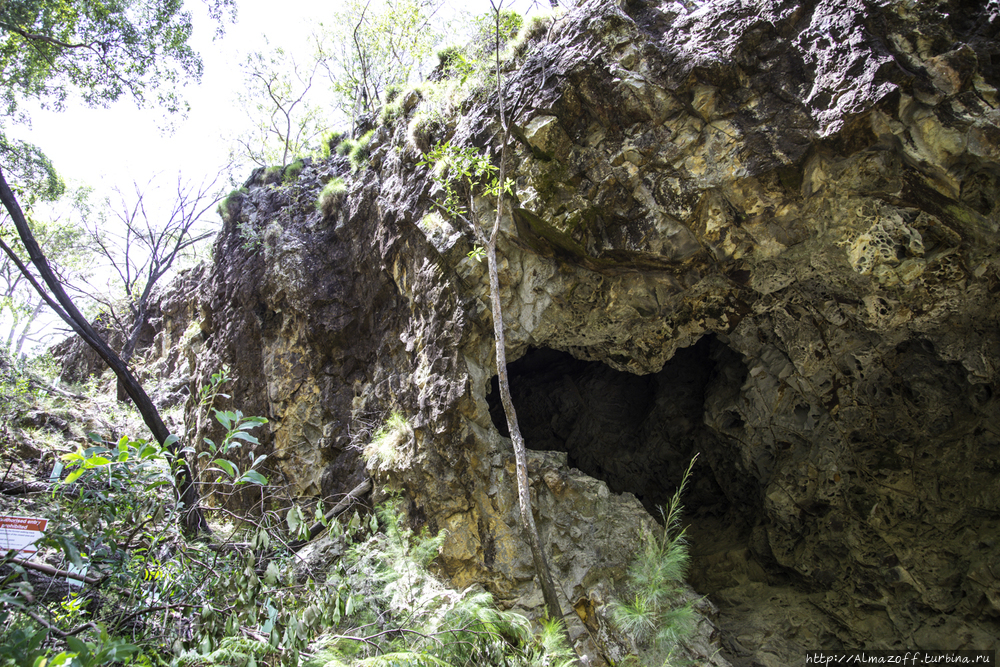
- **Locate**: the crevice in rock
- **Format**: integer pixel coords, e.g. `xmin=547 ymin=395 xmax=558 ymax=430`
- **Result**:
xmin=487 ymin=335 xmax=750 ymax=521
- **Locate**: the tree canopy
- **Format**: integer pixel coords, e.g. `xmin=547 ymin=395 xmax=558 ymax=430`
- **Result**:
xmin=0 ymin=0 xmax=233 ymax=116
xmin=0 ymin=0 xmax=235 ymax=199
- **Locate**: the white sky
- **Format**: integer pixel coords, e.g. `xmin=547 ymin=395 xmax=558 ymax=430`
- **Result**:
xmin=4 ymin=0 xmax=550 ymax=353
xmin=20 ymin=0 xmax=547 ymax=193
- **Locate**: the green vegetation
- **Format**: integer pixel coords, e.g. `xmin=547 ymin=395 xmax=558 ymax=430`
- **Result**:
xmin=374 ymin=8 xmax=563 ymax=156
xmin=418 ymin=141 xmax=512 ymax=221
xmin=320 ymin=131 xmax=349 ymax=159
xmin=0 ymin=0 xmax=233 ymax=202
xmin=284 ymin=159 xmax=306 ymax=183
xmin=610 ymin=456 xmax=699 ymax=665
xmin=335 ymin=130 xmax=376 ymax=173
xmin=0 ymin=361 xmax=578 ymax=666
xmin=317 ymin=0 xmax=443 ymax=121
xmin=363 ymin=412 xmax=409 ymax=473
xmin=264 ymin=165 xmax=285 ymax=184
xmin=317 ymin=178 xmax=348 ymax=217
xmin=238 ymin=221 xmax=264 ymax=252
xmin=217 ymin=187 xmax=248 ymax=224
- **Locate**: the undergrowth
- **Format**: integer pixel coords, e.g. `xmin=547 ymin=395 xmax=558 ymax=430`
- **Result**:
xmin=0 ymin=363 xmax=576 ymax=667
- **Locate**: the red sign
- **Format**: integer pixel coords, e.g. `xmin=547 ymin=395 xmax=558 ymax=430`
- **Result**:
xmin=0 ymin=515 xmax=49 ymax=556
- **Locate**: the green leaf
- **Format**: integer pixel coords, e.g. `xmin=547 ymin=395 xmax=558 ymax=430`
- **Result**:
xmin=229 ymin=431 xmax=259 ymax=445
xmin=63 ymin=467 xmax=85 ymax=485
xmin=239 ymin=470 xmax=268 ymax=486
xmin=213 ymin=409 xmax=235 ymax=431
xmin=163 ymin=434 xmax=179 ymax=449
xmin=211 ymin=459 xmax=236 ymax=478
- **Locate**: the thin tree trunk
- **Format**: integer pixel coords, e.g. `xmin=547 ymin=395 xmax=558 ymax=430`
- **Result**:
xmin=13 ymin=299 xmax=45 ymax=357
xmin=0 ymin=167 xmax=208 ymax=533
xmin=485 ymin=241 xmax=565 ymax=621
xmin=483 ymin=0 xmax=569 ymax=635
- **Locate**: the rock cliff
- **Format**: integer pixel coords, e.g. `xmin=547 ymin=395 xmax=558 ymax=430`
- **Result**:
xmin=108 ymin=0 xmax=1000 ymax=663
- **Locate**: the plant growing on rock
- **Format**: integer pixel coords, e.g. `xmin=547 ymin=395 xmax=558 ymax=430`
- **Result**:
xmin=317 ymin=177 xmax=348 ymax=217
xmin=610 ymin=456 xmax=698 ymax=664
xmin=336 ymin=130 xmax=376 ymax=173
xmin=363 ymin=411 xmax=410 ymax=473
xmin=283 ymin=158 xmax=305 ymax=183
xmin=217 ymin=187 xmax=248 ymax=224
xmin=418 ymin=0 xmax=570 ymax=646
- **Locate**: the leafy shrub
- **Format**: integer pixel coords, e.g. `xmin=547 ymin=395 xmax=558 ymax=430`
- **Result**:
xmin=335 ymin=130 xmax=376 ymax=173
xmin=305 ymin=499 xmax=577 ymax=667
xmin=317 ymin=177 xmax=348 ymax=217
xmin=609 ymin=456 xmax=699 ymax=664
xmin=237 ymin=220 xmax=263 ymax=251
xmin=216 ymin=187 xmax=248 ymax=224
xmin=283 ymin=158 xmax=305 ymax=183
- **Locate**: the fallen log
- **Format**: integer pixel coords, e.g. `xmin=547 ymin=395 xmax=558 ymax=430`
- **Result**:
xmin=291 ymin=478 xmax=372 ymax=551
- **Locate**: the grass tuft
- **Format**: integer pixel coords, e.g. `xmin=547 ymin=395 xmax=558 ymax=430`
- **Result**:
xmin=217 ymin=187 xmax=248 ymax=224
xmin=364 ymin=412 xmax=410 ymax=472
xmin=316 ymin=177 xmax=348 ymax=217
xmin=335 ymin=130 xmax=377 ymax=172
xmin=283 ymin=158 xmax=305 ymax=183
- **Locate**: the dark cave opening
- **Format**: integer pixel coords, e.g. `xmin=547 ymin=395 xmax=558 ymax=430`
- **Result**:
xmin=487 ymin=335 xmax=746 ymax=520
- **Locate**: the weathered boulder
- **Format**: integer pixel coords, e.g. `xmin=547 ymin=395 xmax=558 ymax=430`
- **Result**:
xmin=129 ymin=0 xmax=1000 ymax=663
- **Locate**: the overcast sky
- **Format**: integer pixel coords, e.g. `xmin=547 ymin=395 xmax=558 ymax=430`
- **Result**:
xmin=4 ymin=0 xmax=550 ymax=352
xmin=20 ymin=0 xmax=548 ymax=196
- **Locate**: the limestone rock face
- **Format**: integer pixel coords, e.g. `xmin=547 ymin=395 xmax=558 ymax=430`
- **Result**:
xmin=132 ymin=0 xmax=1000 ymax=663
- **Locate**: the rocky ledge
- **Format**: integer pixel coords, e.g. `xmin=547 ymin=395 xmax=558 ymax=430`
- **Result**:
xmin=85 ymin=0 xmax=1000 ymax=663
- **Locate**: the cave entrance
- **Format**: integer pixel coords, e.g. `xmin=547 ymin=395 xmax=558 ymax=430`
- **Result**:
xmin=487 ymin=335 xmax=741 ymax=519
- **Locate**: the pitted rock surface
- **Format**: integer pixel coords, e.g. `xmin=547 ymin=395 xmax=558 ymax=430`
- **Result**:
xmin=83 ymin=0 xmax=1000 ymax=663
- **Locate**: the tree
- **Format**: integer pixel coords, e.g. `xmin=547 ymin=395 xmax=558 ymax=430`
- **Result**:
xmin=480 ymin=0 xmax=565 ymax=630
xmin=421 ymin=0 xmax=570 ymax=638
xmin=79 ymin=174 xmax=221 ymax=366
xmin=0 ymin=194 xmax=96 ymax=357
xmin=234 ymin=41 xmax=325 ymax=168
xmin=0 ymin=0 xmax=235 ymax=532
xmin=316 ymin=0 xmax=443 ymax=132
xmin=0 ymin=0 xmax=235 ymax=193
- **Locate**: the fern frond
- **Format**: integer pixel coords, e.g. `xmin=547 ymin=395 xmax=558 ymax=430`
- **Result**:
xmin=356 ymin=650 xmax=453 ymax=667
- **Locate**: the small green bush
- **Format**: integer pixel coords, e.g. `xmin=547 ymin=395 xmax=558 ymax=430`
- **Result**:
xmin=216 ymin=187 xmax=248 ymax=224
xmin=335 ymin=130 xmax=377 ymax=173
xmin=316 ymin=177 xmax=348 ymax=217
xmin=283 ymin=158 xmax=305 ymax=183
